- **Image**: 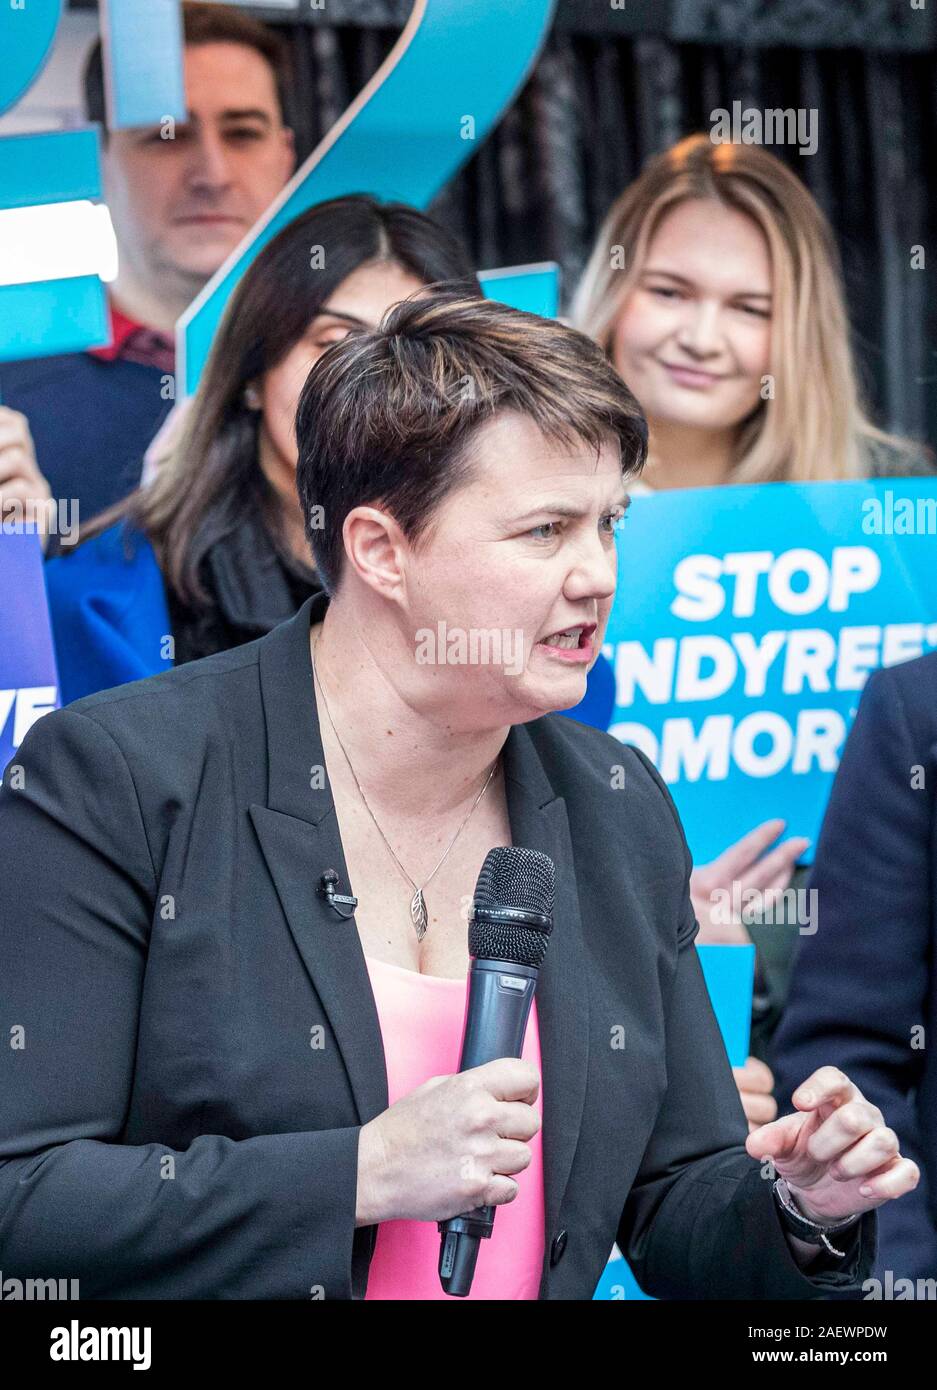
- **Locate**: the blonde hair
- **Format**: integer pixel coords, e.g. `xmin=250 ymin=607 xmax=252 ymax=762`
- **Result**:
xmin=571 ymin=134 xmax=917 ymax=483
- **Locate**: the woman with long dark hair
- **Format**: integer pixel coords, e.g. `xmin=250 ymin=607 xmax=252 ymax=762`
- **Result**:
xmin=44 ymin=195 xmax=480 ymax=702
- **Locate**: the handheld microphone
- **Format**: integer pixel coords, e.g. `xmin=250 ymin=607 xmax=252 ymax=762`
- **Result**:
xmin=437 ymin=845 xmax=555 ymax=1296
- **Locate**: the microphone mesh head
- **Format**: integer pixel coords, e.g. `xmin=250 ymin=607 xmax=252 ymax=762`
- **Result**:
xmin=469 ymin=847 xmax=555 ymax=966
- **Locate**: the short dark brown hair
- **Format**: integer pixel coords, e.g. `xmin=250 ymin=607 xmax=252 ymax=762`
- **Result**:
xmin=83 ymin=1 xmax=291 ymax=130
xmin=295 ymin=290 xmax=649 ymax=595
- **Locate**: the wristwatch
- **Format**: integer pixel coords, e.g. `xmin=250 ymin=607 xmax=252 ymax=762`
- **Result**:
xmin=772 ymin=1177 xmax=862 ymax=1258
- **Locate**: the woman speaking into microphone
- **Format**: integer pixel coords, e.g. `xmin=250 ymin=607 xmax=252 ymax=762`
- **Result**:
xmin=0 ymin=291 xmax=918 ymax=1300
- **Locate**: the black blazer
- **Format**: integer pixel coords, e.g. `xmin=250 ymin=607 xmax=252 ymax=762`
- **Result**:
xmin=772 ymin=651 xmax=937 ymax=1283
xmin=0 ymin=592 xmax=876 ymax=1300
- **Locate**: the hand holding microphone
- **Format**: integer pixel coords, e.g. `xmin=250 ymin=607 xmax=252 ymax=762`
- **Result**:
xmin=354 ymin=846 xmax=556 ymax=1296
xmin=355 ymin=1055 xmax=541 ymax=1227
xmin=435 ymin=845 xmax=555 ymax=1294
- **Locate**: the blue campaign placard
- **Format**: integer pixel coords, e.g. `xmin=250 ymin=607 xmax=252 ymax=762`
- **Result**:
xmin=696 ymin=944 xmax=754 ymax=1068
xmin=0 ymin=532 xmax=60 ymax=777
xmin=99 ymin=0 xmax=186 ymax=131
xmin=0 ymin=129 xmax=107 ymax=362
xmin=0 ymin=127 xmax=101 ymax=211
xmin=603 ymin=478 xmax=937 ymax=866
xmin=479 ymin=262 xmax=560 ymax=318
xmin=0 ymin=275 xmax=109 ymax=364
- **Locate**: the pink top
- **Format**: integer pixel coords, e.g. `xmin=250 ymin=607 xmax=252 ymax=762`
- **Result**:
xmin=362 ymin=953 xmax=545 ymax=1300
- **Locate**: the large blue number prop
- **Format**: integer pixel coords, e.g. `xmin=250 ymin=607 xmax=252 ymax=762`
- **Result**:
xmin=180 ymin=0 xmax=557 ymax=395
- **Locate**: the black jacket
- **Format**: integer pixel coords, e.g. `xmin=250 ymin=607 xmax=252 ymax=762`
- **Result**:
xmin=166 ymin=509 xmax=321 ymax=666
xmin=0 ymin=593 xmax=876 ymax=1299
xmin=772 ymin=652 xmax=937 ymax=1283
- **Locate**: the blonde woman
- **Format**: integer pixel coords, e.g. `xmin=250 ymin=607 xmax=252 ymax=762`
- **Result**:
xmin=572 ymin=134 xmax=934 ymax=1123
xmin=572 ymin=132 xmax=931 ymax=489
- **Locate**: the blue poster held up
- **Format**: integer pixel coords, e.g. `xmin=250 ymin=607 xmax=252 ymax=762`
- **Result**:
xmin=0 ymin=532 xmax=59 ymax=778
xmin=600 ymin=478 xmax=937 ymax=865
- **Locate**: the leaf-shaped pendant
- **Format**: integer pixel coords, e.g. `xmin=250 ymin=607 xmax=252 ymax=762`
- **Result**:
xmin=410 ymin=888 xmax=428 ymax=941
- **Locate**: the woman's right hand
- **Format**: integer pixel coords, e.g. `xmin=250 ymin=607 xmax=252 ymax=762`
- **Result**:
xmin=355 ymin=1057 xmax=541 ymax=1226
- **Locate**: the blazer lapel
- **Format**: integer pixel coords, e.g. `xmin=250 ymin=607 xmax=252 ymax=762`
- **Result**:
xmin=250 ymin=595 xmax=388 ymax=1128
xmin=248 ymin=802 xmax=389 ymax=1128
xmin=250 ymin=597 xmax=590 ymax=1265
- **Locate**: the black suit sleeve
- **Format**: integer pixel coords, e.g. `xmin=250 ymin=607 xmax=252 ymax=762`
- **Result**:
xmin=0 ymin=707 xmax=364 ymax=1300
xmin=770 ymin=664 xmax=937 ymax=1281
xmin=616 ymin=751 xmax=877 ymax=1299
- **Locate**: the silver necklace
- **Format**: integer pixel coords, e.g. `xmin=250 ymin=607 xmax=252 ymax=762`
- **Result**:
xmin=311 ymin=633 xmax=499 ymax=941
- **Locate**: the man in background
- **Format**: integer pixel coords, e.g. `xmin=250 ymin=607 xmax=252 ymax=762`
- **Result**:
xmin=0 ymin=2 xmax=295 ymax=525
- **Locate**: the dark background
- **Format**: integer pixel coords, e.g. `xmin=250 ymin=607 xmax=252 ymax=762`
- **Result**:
xmin=69 ymin=0 xmax=937 ymax=448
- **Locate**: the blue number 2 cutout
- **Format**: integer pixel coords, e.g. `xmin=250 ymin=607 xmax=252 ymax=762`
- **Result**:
xmin=179 ymin=0 xmax=557 ymax=396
